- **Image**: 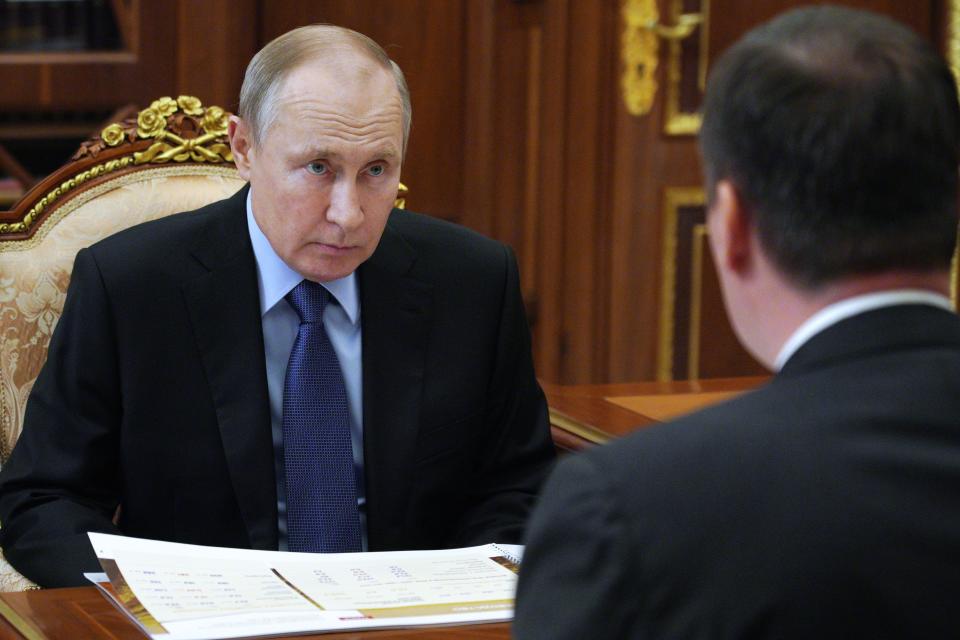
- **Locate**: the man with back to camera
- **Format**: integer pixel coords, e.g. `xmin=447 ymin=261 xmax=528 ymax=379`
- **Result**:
xmin=0 ymin=25 xmax=555 ymax=587
xmin=514 ymin=6 xmax=960 ymax=638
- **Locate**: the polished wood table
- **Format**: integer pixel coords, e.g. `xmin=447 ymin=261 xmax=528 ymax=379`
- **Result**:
xmin=0 ymin=587 xmax=511 ymax=639
xmin=0 ymin=377 xmax=765 ymax=639
xmin=544 ymin=376 xmax=766 ymax=451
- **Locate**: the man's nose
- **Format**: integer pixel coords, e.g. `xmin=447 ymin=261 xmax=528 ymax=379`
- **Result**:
xmin=326 ymin=178 xmax=363 ymax=232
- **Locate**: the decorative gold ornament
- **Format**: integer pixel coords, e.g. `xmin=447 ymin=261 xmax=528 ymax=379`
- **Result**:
xmin=137 ymin=107 xmax=166 ymax=139
xmin=132 ymin=97 xmax=234 ymax=165
xmin=395 ymin=182 xmax=408 ymax=210
xmin=0 ymin=157 xmax=136 ymax=235
xmin=621 ymin=0 xmax=660 ymax=117
xmin=656 ymin=186 xmax=706 ymax=381
xmin=133 ymin=135 xmax=232 ymax=165
xmin=201 ymin=106 xmax=229 ymax=136
xmin=150 ymin=96 xmax=178 ymax=118
xmin=2 ymin=96 xmax=236 ymax=239
xmin=176 ymin=95 xmax=204 ymax=116
xmin=663 ymin=0 xmax=709 ymax=135
xmin=101 ymin=123 xmax=125 ymax=147
xmin=621 ymin=0 xmax=707 ymax=121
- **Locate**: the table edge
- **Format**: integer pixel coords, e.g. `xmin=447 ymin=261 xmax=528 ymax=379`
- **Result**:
xmin=0 ymin=595 xmax=46 ymax=640
xmin=548 ymin=408 xmax=610 ymax=445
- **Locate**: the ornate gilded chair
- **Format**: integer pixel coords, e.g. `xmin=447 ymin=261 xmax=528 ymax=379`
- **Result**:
xmin=0 ymin=96 xmax=243 ymax=590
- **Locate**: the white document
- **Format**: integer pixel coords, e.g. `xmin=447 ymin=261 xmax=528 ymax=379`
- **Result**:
xmin=87 ymin=532 xmax=522 ymax=640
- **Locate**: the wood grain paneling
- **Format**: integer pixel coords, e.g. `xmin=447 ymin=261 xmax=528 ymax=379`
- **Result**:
xmin=262 ymin=1 xmax=468 ymax=223
xmin=0 ymin=1 xmax=255 ymax=117
xmin=176 ymin=0 xmax=257 ymax=111
xmin=633 ymin=0 xmax=941 ymax=383
xmin=709 ymin=0 xmax=936 ymax=60
xmin=1 ymin=0 xmax=948 ymax=385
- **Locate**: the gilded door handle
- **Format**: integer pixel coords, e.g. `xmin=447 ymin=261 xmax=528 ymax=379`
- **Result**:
xmin=621 ymin=0 xmax=705 ymax=117
xmin=647 ymin=13 xmax=703 ymax=41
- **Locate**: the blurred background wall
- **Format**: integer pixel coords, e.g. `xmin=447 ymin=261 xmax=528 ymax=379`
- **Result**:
xmin=0 ymin=0 xmax=952 ymax=384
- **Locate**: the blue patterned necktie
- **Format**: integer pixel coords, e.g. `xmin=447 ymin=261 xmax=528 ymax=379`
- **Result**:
xmin=282 ymin=280 xmax=361 ymax=553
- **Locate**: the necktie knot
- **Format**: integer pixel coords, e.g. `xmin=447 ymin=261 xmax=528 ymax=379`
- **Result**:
xmin=286 ymin=280 xmax=330 ymax=324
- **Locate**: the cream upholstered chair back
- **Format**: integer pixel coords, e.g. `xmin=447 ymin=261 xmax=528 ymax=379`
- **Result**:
xmin=0 ymin=96 xmax=245 ymax=590
xmin=1 ymin=96 xmax=244 ymax=463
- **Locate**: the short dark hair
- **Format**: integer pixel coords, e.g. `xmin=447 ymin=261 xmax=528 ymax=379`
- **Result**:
xmin=699 ymin=6 xmax=960 ymax=288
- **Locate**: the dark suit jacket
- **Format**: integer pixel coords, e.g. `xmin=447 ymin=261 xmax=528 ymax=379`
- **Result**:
xmin=0 ymin=185 xmax=555 ymax=587
xmin=515 ymin=304 xmax=960 ymax=639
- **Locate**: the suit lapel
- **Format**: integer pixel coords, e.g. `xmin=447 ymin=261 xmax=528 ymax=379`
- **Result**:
xmin=359 ymin=216 xmax=433 ymax=549
xmin=181 ymin=186 xmax=277 ymax=550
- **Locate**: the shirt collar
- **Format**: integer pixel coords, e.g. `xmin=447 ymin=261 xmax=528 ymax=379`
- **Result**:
xmin=245 ymin=188 xmax=360 ymax=324
xmin=774 ymin=289 xmax=953 ymax=370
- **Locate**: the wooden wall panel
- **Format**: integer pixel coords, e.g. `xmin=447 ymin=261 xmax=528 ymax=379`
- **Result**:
xmin=710 ymin=0 xmax=935 ymax=60
xmin=635 ymin=0 xmax=941 ymax=383
xmin=558 ymin=1 xmax=616 ymax=383
xmin=655 ymin=194 xmax=765 ymax=380
xmin=512 ymin=0 xmax=569 ymax=382
xmin=461 ymin=0 xmax=567 ymax=381
xmin=0 ymin=1 xmax=255 ymax=112
xmin=148 ymin=1 xmax=960 ymax=385
xmin=461 ymin=2 xmax=496 ymax=239
xmin=261 ymin=1 xmax=468 ymax=223
xmin=5 ymin=0 xmax=947 ymax=385
xmin=256 ymin=0 xmax=586 ymax=382
xmin=607 ymin=3 xmax=703 ymax=383
xmin=176 ymin=0 xmax=258 ymax=111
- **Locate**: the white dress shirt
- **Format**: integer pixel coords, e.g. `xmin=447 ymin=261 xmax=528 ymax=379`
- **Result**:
xmin=245 ymin=190 xmax=367 ymax=551
xmin=774 ymin=289 xmax=954 ymax=370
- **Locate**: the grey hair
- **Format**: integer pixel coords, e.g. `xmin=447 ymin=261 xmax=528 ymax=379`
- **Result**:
xmin=238 ymin=24 xmax=412 ymax=152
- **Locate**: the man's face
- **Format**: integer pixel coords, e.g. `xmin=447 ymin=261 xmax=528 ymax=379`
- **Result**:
xmin=231 ymin=60 xmax=404 ymax=282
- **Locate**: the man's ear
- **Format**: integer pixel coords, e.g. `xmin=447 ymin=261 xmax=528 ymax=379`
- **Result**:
xmin=707 ymin=180 xmax=753 ymax=275
xmin=228 ymin=115 xmax=254 ymax=181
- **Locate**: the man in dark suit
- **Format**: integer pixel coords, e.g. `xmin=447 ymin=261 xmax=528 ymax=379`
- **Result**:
xmin=0 ymin=25 xmax=554 ymax=587
xmin=515 ymin=7 xmax=960 ymax=638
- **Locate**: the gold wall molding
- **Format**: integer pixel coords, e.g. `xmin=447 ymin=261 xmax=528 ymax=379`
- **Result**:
xmin=657 ymin=186 xmax=706 ymax=381
xmin=687 ymin=223 xmax=708 ymax=379
xmin=664 ymin=0 xmax=709 ymax=135
xmin=621 ymin=0 xmax=708 ymax=128
xmin=621 ymin=0 xmax=661 ymax=117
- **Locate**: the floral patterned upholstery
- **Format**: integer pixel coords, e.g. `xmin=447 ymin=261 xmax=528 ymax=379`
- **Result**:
xmin=1 ymin=169 xmax=245 ymax=461
xmin=0 ymin=170 xmax=245 ymax=590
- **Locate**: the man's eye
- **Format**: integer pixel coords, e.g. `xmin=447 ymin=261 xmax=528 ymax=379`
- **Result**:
xmin=306 ymin=162 xmax=327 ymax=175
xmin=368 ymin=165 xmax=385 ymax=177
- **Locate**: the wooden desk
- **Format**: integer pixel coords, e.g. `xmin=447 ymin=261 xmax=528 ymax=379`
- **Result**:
xmin=0 ymin=588 xmax=511 ymax=639
xmin=545 ymin=376 xmax=766 ymax=451
xmin=0 ymin=377 xmax=765 ymax=638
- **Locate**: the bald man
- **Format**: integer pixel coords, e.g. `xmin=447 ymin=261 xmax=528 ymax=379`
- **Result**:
xmin=516 ymin=7 xmax=960 ymax=638
xmin=0 ymin=25 xmax=555 ymax=587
